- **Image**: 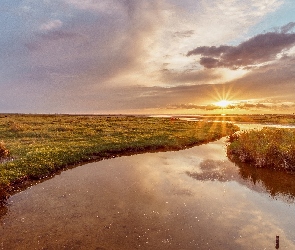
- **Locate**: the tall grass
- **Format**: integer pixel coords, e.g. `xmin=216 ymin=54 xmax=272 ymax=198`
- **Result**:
xmin=227 ymin=128 xmax=295 ymax=171
xmin=0 ymin=114 xmax=238 ymax=198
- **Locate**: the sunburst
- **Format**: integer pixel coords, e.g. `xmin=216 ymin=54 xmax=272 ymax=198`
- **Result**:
xmin=215 ymin=100 xmax=232 ymax=108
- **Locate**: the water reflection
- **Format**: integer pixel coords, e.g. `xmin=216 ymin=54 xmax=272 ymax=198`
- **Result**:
xmin=186 ymin=158 xmax=295 ymax=203
xmin=185 ymin=119 xmax=295 ymax=203
xmin=186 ymin=159 xmax=236 ymax=182
xmin=0 ymin=203 xmax=7 ymax=219
xmin=238 ymin=162 xmax=295 ymax=203
xmin=0 ymin=134 xmax=295 ymax=249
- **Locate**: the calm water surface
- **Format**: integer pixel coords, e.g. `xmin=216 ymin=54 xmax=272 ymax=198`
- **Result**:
xmin=1 ymin=125 xmax=295 ymax=249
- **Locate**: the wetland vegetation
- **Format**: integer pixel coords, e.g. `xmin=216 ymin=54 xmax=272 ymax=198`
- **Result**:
xmin=0 ymin=114 xmax=238 ymax=199
xmin=1 ymin=113 xmax=295 ymax=201
xmin=227 ymin=128 xmax=295 ymax=171
xmin=1 ymin=113 xmax=295 ymax=249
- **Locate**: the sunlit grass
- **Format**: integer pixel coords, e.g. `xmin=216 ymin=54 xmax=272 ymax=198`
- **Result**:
xmin=227 ymin=128 xmax=295 ymax=171
xmin=0 ymin=114 xmax=238 ymax=197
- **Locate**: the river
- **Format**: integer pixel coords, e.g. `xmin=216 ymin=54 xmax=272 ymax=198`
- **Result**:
xmin=1 ymin=124 xmax=295 ymax=249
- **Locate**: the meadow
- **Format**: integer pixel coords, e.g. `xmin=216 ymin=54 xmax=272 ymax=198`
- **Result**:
xmin=0 ymin=114 xmax=238 ymax=199
xmin=227 ymin=128 xmax=295 ymax=171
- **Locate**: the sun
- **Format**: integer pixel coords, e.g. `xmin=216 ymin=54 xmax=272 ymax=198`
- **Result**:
xmin=215 ymin=100 xmax=231 ymax=108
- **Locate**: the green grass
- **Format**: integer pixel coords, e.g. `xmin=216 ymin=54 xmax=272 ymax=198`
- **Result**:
xmin=227 ymin=128 xmax=295 ymax=171
xmin=0 ymin=114 xmax=238 ymax=198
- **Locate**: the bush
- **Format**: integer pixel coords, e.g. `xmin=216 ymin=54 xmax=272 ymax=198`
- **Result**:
xmin=227 ymin=132 xmax=240 ymax=143
xmin=0 ymin=141 xmax=10 ymax=159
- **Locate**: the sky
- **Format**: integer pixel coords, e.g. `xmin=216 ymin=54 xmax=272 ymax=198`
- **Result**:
xmin=1 ymin=0 xmax=295 ymax=114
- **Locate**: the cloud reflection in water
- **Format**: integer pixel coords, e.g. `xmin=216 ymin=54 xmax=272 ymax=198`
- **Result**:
xmin=186 ymin=158 xmax=295 ymax=203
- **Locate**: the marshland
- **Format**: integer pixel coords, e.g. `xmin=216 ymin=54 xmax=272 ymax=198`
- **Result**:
xmin=0 ymin=114 xmax=238 ymax=198
xmin=1 ymin=113 xmax=295 ymax=249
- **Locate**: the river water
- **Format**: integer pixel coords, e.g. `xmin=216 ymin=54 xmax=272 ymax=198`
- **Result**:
xmin=1 ymin=125 xmax=295 ymax=249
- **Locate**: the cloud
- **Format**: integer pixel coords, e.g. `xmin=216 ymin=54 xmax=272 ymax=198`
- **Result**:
xmin=1 ymin=0 xmax=294 ymax=114
xmin=165 ymin=101 xmax=295 ymax=112
xmin=18 ymin=0 xmax=165 ymax=86
xmin=280 ymin=22 xmax=295 ymax=33
xmin=173 ymin=30 xmax=195 ymax=38
xmin=166 ymin=103 xmax=212 ymax=110
xmin=160 ymin=68 xmax=220 ymax=85
xmin=139 ymin=54 xmax=295 ymax=113
xmin=63 ymin=0 xmax=119 ymax=13
xmin=238 ymin=103 xmax=268 ymax=109
xmin=38 ymin=30 xmax=79 ymax=41
xmin=39 ymin=20 xmax=63 ymax=31
xmin=187 ymin=24 xmax=295 ymax=69
xmin=166 ymin=103 xmax=237 ymax=111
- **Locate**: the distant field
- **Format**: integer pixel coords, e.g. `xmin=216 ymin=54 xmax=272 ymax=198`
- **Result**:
xmin=0 ymin=114 xmax=238 ymax=198
xmin=176 ymin=114 xmax=295 ymax=124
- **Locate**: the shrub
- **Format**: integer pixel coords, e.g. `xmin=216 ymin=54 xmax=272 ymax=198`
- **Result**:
xmin=0 ymin=141 xmax=10 ymax=159
xmin=227 ymin=132 xmax=240 ymax=143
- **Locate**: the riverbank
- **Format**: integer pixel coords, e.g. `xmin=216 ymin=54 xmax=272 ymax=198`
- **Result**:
xmin=0 ymin=114 xmax=238 ymax=200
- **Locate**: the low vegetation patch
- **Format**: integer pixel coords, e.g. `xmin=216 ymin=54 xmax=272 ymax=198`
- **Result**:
xmin=0 ymin=114 xmax=238 ymax=198
xmin=0 ymin=141 xmax=10 ymax=159
xmin=227 ymin=128 xmax=295 ymax=171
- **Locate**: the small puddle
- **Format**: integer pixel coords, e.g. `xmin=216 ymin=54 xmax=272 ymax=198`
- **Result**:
xmin=1 ymin=124 xmax=295 ymax=249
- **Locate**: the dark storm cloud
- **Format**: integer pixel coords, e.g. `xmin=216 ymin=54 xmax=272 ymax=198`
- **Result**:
xmin=187 ymin=24 xmax=295 ymax=69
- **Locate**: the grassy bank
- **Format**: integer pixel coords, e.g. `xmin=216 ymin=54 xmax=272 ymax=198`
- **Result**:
xmin=0 ymin=114 xmax=238 ymax=198
xmin=227 ymin=128 xmax=295 ymax=171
